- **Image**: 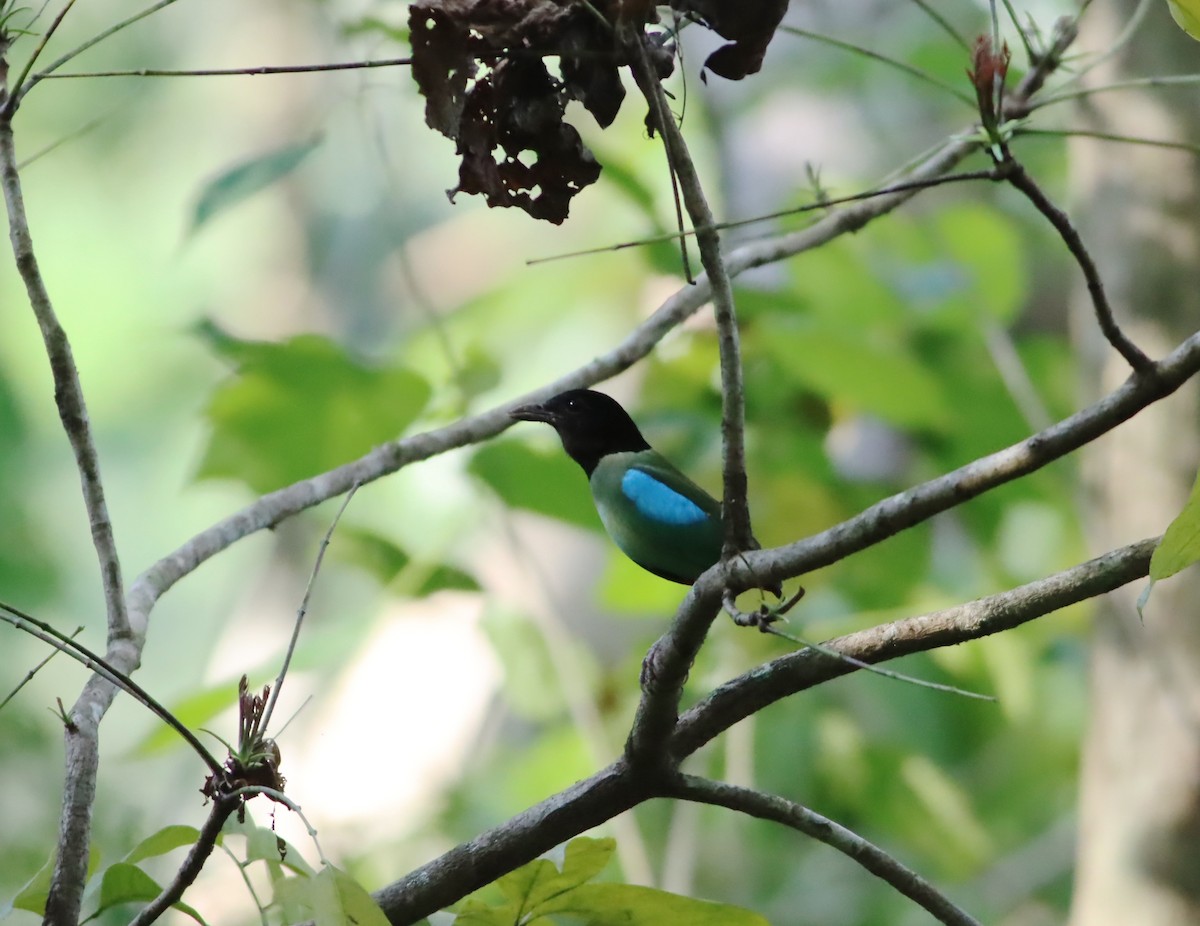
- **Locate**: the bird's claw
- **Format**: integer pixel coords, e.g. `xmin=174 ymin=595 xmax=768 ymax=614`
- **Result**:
xmin=723 ymin=585 xmax=805 ymax=631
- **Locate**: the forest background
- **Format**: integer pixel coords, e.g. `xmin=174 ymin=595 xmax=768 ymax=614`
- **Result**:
xmin=2 ymin=0 xmax=1200 ymax=924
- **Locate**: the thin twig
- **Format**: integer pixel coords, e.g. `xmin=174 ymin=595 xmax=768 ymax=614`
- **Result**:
xmin=1002 ymin=15 xmax=1078 ymax=116
xmin=997 ymin=155 xmax=1151 ymax=370
xmin=1018 ymin=126 xmax=1200 ymax=157
xmin=780 ymin=25 xmax=976 ymax=107
xmin=636 ymin=62 xmax=693 ymax=282
xmin=675 ymin=538 xmax=1159 ymax=755
xmin=761 ymin=625 xmax=996 ymax=701
xmin=126 ymin=130 xmax=982 ymax=641
xmin=640 ymin=330 xmax=1200 ymax=759
xmin=217 ymin=842 xmax=270 ymax=926
xmin=526 ymin=168 xmax=1000 ymax=266
xmin=669 ymin=774 xmax=984 ymax=926
xmin=377 ymin=537 xmax=1158 ymax=924
xmin=623 ymin=26 xmax=755 ymax=558
xmin=2 ymin=0 xmax=79 ymax=114
xmin=1059 ymin=0 xmax=1155 ymax=87
xmin=260 ymin=483 xmax=359 ymax=733
xmin=15 ymin=110 xmax=111 ymax=168
xmin=39 ymin=56 xmax=414 ymax=79
xmin=0 ymin=601 xmax=225 ymax=775
xmin=0 ymin=119 xmax=128 ymax=647
xmin=127 ymin=793 xmax=241 ymax=926
xmin=0 ymin=625 xmax=83 ymax=711
xmin=982 ymin=321 xmax=1054 ymax=431
xmin=1030 ymin=73 xmax=1200 ymax=111
xmin=905 ymin=0 xmax=970 ymax=51
xmin=998 ymin=0 xmax=1035 ymax=65
xmin=273 ymin=694 xmax=314 ymax=740
xmin=225 ymin=786 xmax=330 ymax=865
xmin=15 ymin=0 xmax=182 ymax=104
xmin=0 ymin=101 xmax=131 ymax=926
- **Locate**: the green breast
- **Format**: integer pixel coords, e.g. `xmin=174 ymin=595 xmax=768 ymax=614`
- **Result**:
xmin=589 ymin=452 xmax=724 ymax=584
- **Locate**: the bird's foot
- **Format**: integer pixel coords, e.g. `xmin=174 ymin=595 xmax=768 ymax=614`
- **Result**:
xmin=722 ymin=586 xmax=805 ymax=632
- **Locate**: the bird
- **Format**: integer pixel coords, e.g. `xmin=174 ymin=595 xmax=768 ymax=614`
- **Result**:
xmin=509 ymin=389 xmax=778 ymax=593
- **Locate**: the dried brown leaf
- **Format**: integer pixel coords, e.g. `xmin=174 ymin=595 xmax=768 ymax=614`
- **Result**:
xmin=674 ymin=0 xmax=788 ymax=80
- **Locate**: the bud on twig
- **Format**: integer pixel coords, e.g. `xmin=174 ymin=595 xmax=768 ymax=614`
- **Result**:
xmin=967 ymin=35 xmax=1010 ymax=137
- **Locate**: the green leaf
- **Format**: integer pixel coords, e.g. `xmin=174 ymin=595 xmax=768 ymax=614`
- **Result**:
xmin=452 ymin=899 xmax=511 ymax=926
xmin=545 ymin=883 xmax=770 ymax=925
xmin=244 ymin=826 xmax=316 ymax=878
xmin=196 ymin=331 xmax=430 ymax=493
xmin=341 ymin=14 xmax=408 ymax=42
xmin=173 ymin=900 xmax=209 ymax=925
xmin=124 ymin=825 xmax=203 ymax=864
xmin=557 ymin=837 xmax=615 ymax=889
xmin=456 ymin=838 xmax=765 ymax=926
xmin=189 ymin=137 xmax=321 ymax=235
xmin=91 ymin=863 xmax=207 ymax=924
xmin=132 ymin=683 xmax=241 ymax=755
xmin=459 ymin=838 xmax=616 ymax=924
xmin=8 ymin=855 xmax=54 ymax=915
xmin=1150 ymin=467 xmax=1200 ymax=581
xmin=272 ymin=874 xmax=317 ymax=925
xmin=7 ymin=847 xmax=99 ymax=915
xmin=1168 ymin=0 xmax=1200 ymax=40
xmin=788 ymin=242 xmax=907 ymax=327
xmin=309 ymin=866 xmax=390 ymax=926
xmin=96 ymin=863 xmax=161 ymax=908
xmin=494 ymin=858 xmax=559 ymax=907
xmin=418 ymin=562 xmax=482 ymax=595
xmin=469 ymin=440 xmax=600 ymax=531
xmin=765 ymin=321 xmax=950 ymax=429
xmin=934 ymin=203 xmax=1026 ymax=323
xmin=336 ymin=527 xmax=480 ymax=595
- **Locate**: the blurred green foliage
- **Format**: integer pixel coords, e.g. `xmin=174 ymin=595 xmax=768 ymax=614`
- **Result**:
xmin=196 ymin=325 xmax=431 ymax=492
xmin=0 ymin=0 xmax=1106 ymax=924
xmin=456 ymin=837 xmax=770 ymax=925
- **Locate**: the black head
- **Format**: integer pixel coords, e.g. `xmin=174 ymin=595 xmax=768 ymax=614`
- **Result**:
xmin=510 ymin=389 xmax=650 ymax=476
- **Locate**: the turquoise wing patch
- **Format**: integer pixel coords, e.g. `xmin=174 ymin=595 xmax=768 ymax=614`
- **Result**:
xmin=621 ymin=468 xmax=711 ymax=526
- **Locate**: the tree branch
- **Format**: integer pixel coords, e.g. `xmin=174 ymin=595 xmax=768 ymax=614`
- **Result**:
xmin=0 ymin=113 xmax=128 ymax=645
xmin=631 ymin=331 xmax=1198 ymax=770
xmin=37 ymin=57 xmax=413 ymax=79
xmin=0 ymin=99 xmax=131 ymax=926
xmin=998 ymin=156 xmax=1151 ymax=370
xmin=713 ymin=331 xmax=1199 ymax=597
xmin=674 ymin=538 xmax=1158 ymax=756
xmin=126 ymin=129 xmax=983 ymax=638
xmin=1 ymin=0 xmax=79 ymax=116
xmin=375 ymin=537 xmax=1156 ymax=923
xmin=373 ymin=761 xmax=651 ymax=924
xmin=127 ymin=794 xmax=240 ymax=926
xmin=623 ymin=26 xmax=756 ymax=562
xmin=12 ymin=0 xmax=183 ymax=105
xmin=0 ymin=600 xmax=224 ymax=775
xmin=668 ymin=774 xmax=983 ymax=926
xmin=0 ymin=13 xmax=1105 ymax=926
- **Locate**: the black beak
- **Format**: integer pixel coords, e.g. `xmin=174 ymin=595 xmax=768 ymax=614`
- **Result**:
xmin=510 ymin=402 xmax=556 ymax=424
